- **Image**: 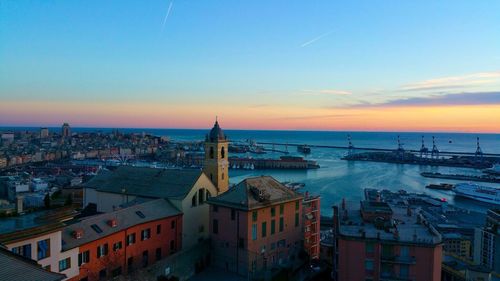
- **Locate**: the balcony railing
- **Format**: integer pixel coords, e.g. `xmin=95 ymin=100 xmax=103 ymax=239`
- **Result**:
xmin=380 ymin=255 xmax=416 ymax=264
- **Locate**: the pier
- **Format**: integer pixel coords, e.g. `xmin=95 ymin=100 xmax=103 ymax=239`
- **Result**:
xmin=253 ymin=142 xmax=500 ymax=157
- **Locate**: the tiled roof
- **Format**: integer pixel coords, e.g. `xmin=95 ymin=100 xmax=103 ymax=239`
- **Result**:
xmin=207 ymin=176 xmax=302 ymax=210
xmin=82 ymin=166 xmax=204 ymax=199
xmin=0 ymin=247 xmax=65 ymax=281
xmin=61 ymin=199 xmax=181 ymax=250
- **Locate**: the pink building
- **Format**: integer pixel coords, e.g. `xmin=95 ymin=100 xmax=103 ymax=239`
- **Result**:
xmin=208 ymin=176 xmax=304 ymax=278
xmin=333 ymin=199 xmax=443 ymax=281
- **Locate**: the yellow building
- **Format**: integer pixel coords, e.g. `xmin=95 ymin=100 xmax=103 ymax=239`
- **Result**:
xmin=203 ymin=119 xmax=229 ymax=194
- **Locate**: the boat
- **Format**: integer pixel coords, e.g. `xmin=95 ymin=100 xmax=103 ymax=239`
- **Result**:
xmin=297 ymin=145 xmax=311 ymax=154
xmin=426 ymin=183 xmax=454 ymax=190
xmin=453 ymin=183 xmax=500 ymax=205
xmin=484 ymin=164 xmax=500 ymax=176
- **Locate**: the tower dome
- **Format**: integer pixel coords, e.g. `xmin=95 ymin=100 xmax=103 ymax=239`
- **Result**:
xmin=207 ymin=120 xmax=226 ymax=142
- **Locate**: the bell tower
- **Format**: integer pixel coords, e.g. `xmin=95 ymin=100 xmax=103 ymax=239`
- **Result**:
xmin=203 ymin=118 xmax=229 ymax=194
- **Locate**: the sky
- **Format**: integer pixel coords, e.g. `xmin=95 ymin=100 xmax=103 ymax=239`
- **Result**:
xmin=1 ymin=0 xmax=499 ymax=132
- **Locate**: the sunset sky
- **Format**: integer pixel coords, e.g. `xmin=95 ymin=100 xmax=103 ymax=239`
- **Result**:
xmin=1 ymin=0 xmax=499 ymax=132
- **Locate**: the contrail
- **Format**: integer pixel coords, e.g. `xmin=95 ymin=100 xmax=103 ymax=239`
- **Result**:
xmin=300 ymin=31 xmax=333 ymax=48
xmin=161 ymin=1 xmax=174 ymax=33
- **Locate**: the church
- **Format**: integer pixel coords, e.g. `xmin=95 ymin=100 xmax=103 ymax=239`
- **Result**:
xmin=83 ymin=120 xmax=230 ymax=250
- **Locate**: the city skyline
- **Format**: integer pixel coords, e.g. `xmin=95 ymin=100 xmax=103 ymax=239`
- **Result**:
xmin=1 ymin=1 xmax=500 ymax=132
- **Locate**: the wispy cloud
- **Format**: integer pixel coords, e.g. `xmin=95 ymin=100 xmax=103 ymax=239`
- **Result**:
xmin=301 ymin=89 xmax=351 ymax=96
xmin=343 ymin=91 xmax=500 ymax=108
xmin=271 ymin=114 xmax=357 ymax=121
xmin=161 ymin=1 xmax=174 ymax=33
xmin=300 ymin=31 xmax=333 ymax=48
xmin=401 ymin=71 xmax=500 ymax=92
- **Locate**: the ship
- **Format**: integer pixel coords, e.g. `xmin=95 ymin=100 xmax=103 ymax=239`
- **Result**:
xmin=453 ymin=183 xmax=500 ymax=205
xmin=297 ymin=145 xmax=311 ymax=154
xmin=484 ymin=164 xmax=500 ymax=176
xmin=425 ymin=183 xmax=454 ymax=190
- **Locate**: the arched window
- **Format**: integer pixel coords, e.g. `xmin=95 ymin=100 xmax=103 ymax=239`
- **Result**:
xmin=192 ymin=194 xmax=197 ymax=207
xmin=221 ymin=146 xmax=225 ymax=158
xmin=209 ymin=147 xmax=214 ymax=159
xmin=198 ymin=189 xmax=205 ymax=205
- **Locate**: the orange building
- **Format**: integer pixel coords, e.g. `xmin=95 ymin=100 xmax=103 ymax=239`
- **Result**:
xmin=333 ymin=198 xmax=443 ymax=281
xmin=62 ymin=199 xmax=182 ymax=281
xmin=208 ymin=176 xmax=305 ymax=279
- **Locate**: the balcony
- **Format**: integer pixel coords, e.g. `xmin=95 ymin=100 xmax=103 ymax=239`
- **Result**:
xmin=380 ymin=255 xmax=416 ymax=264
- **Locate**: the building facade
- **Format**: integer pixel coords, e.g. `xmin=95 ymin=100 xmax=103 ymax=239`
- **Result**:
xmin=63 ymin=199 xmax=182 ymax=281
xmin=333 ymin=199 xmax=443 ymax=281
xmin=474 ymin=209 xmax=500 ymax=275
xmin=303 ymin=192 xmax=320 ymax=260
xmin=208 ymin=176 xmax=305 ymax=278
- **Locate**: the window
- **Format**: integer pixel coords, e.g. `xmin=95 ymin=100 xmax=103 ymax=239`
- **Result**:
xmin=141 ymin=228 xmax=151 ymax=241
xmin=295 ymin=213 xmax=299 ymax=227
xmin=135 ymin=211 xmax=145 ymax=219
xmin=271 ymin=242 xmax=276 ymax=250
xmin=252 ymin=224 xmax=257 ymax=240
xmin=271 ymin=207 xmax=276 ymax=217
xmin=198 ymin=189 xmax=205 ymax=205
xmin=191 ymin=194 xmax=197 ymax=207
xmin=400 ymin=246 xmax=409 ymax=257
xmin=277 ymin=239 xmax=286 ymax=248
xmin=59 ymin=257 xmax=71 ymax=272
xmin=279 ymin=217 xmax=284 ymax=232
xmin=213 ymin=219 xmax=219 ymax=234
xmin=213 ymin=205 xmax=218 ymax=212
xmin=127 ymin=257 xmax=134 ymax=272
xmin=252 ymin=211 xmax=258 ymax=222
xmin=209 ymin=147 xmax=214 ymax=159
xmin=97 ymin=244 xmax=108 ymax=258
xmin=12 ymin=244 xmax=31 ymax=259
xmin=400 ymin=264 xmax=409 ymax=278
xmin=113 ymin=241 xmax=122 ymax=251
xmin=111 ymin=267 xmax=122 ymax=278
xmin=156 ymin=248 xmax=162 ymax=261
xmin=295 ymin=201 xmax=299 ymax=210
xmin=170 ymin=240 xmax=176 ymax=253
xmin=280 ymin=204 xmax=284 ymax=215
xmin=99 ymin=269 xmax=106 ymax=280
xmin=90 ymin=224 xmax=103 ymax=233
xmin=222 ymin=173 xmax=225 ymax=180
xmin=157 ymin=224 xmax=161 ymax=234
xmin=126 ymin=233 xmax=136 ymax=245
xmin=171 ymin=220 xmax=176 ymax=229
xmin=365 ymin=242 xmax=375 ymax=253
xmin=37 ymin=239 xmax=50 ymax=260
xmin=221 ymin=146 xmax=225 ymax=158
xmin=262 ymin=222 xmax=267 ymax=238
xmin=142 ymin=250 xmax=148 ymax=268
xmin=78 ymin=250 xmax=90 ymax=266
xmin=271 ymin=220 xmax=276 ymax=235
xmin=365 ymin=259 xmax=374 ymax=271
xmin=231 ymin=209 xmax=236 ymax=220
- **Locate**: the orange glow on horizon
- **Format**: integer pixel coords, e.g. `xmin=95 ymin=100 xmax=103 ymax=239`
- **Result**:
xmin=0 ymin=101 xmax=499 ymax=133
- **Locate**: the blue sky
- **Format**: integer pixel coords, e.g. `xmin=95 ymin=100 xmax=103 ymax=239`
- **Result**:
xmin=0 ymin=0 xmax=499 ymax=131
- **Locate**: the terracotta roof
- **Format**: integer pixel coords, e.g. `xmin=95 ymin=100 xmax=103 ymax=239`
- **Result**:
xmin=61 ymin=199 xmax=181 ymax=250
xmin=207 ymin=176 xmax=302 ymax=210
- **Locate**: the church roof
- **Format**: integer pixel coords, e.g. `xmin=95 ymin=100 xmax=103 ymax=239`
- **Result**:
xmin=207 ymin=120 xmax=226 ymax=142
xmin=82 ymin=166 xmax=204 ymax=200
xmin=207 ymin=176 xmax=302 ymax=210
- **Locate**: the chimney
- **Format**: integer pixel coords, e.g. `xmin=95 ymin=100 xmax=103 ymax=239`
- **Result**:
xmin=16 ymin=196 xmax=24 ymax=214
xmin=73 ymin=229 xmax=84 ymax=239
xmin=108 ymin=219 xmax=118 ymax=228
xmin=341 ymin=198 xmax=346 ymax=210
